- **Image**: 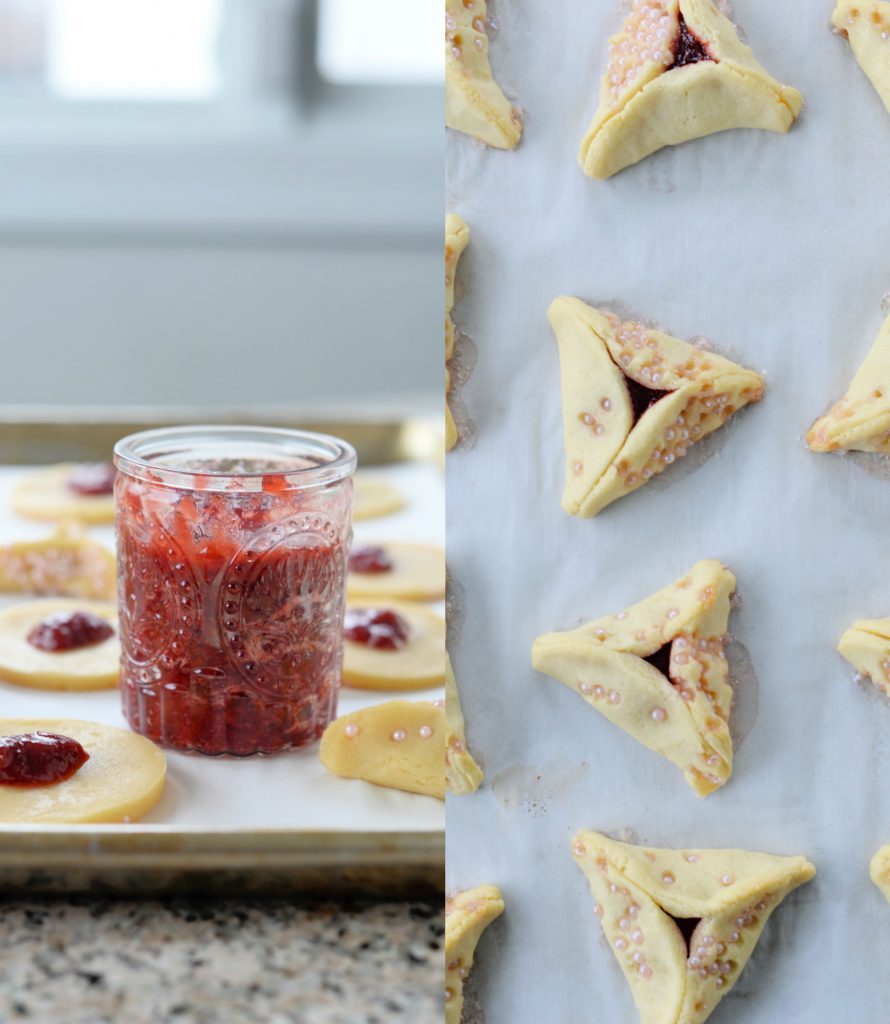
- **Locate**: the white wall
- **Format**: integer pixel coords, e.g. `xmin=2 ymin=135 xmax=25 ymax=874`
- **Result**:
xmin=0 ymin=238 xmax=439 ymax=406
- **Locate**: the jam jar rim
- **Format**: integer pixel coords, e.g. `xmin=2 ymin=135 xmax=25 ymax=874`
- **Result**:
xmin=114 ymin=424 xmax=357 ymax=492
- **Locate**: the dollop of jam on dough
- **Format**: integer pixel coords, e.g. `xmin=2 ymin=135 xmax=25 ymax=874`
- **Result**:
xmin=670 ymin=15 xmax=713 ymax=69
xmin=344 ymin=609 xmax=410 ymax=651
xmin=348 ymin=545 xmax=394 ymax=575
xmin=27 ymin=610 xmax=115 ymax=652
xmin=67 ymin=462 xmax=116 ymax=496
xmin=0 ymin=732 xmax=90 ymax=786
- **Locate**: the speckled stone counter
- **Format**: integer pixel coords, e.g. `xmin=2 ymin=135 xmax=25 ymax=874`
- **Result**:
xmin=0 ymin=898 xmax=443 ymax=1024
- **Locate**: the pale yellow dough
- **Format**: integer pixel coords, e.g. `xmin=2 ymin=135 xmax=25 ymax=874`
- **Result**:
xmin=0 ymin=524 xmax=116 ymax=600
xmin=838 ymin=615 xmax=890 ymax=697
xmin=833 ymin=1 xmax=890 ymax=114
xmin=580 ymin=0 xmax=802 ymax=179
xmin=870 ymin=845 xmax=890 ymax=900
xmin=348 ymin=542 xmax=445 ymax=602
xmin=446 ymin=214 xmax=470 ymax=453
xmin=532 ymin=561 xmax=736 ymax=797
xmin=0 ymin=600 xmax=119 ymax=691
xmin=550 ymin=298 xmax=764 ymax=518
xmin=445 ymin=0 xmax=521 ymax=149
xmin=11 ymin=464 xmax=115 ymax=525
xmin=0 ymin=718 xmax=166 ymax=824
xmin=353 ymin=473 xmax=406 ymax=521
xmin=808 ymin=311 xmax=890 ymax=453
xmin=445 ymin=652 xmax=483 ymax=795
xmin=573 ymin=831 xmax=815 ymax=1024
xmin=319 ymin=700 xmax=444 ymax=800
xmin=445 ymin=885 xmax=504 ymax=1024
xmin=342 ymin=601 xmax=445 ymax=690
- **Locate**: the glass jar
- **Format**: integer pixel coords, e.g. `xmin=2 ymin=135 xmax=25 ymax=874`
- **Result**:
xmin=113 ymin=426 xmax=356 ymax=756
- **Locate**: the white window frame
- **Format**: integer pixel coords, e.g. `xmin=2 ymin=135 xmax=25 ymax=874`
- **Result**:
xmin=0 ymin=0 xmax=440 ymax=242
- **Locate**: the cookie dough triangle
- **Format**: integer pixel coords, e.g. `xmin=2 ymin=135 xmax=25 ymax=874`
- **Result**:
xmin=580 ymin=0 xmax=802 ymax=179
xmin=838 ymin=616 xmax=890 ymax=697
xmin=445 ymin=0 xmax=522 ymax=149
xmin=572 ymin=831 xmax=815 ymax=1024
xmin=870 ymin=845 xmax=890 ymax=901
xmin=833 ymin=2 xmax=890 ymax=114
xmin=549 ymin=297 xmax=763 ymax=518
xmin=808 ymin=312 xmax=890 ymax=453
xmin=532 ymin=561 xmax=736 ymax=797
xmin=446 ymin=652 xmax=484 ymax=794
xmin=445 ymin=885 xmax=504 ymax=1024
xmin=446 ymin=214 xmax=470 ymax=452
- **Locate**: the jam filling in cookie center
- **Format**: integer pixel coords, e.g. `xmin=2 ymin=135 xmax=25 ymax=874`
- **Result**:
xmin=624 ymin=376 xmax=674 ymax=426
xmin=344 ymin=609 xmax=411 ymax=651
xmin=68 ymin=463 xmax=116 ymax=496
xmin=670 ymin=16 xmax=713 ymax=70
xmin=0 ymin=732 xmax=90 ymax=786
xmin=348 ymin=546 xmax=394 ymax=574
xmin=644 ymin=642 xmax=673 ymax=679
xmin=27 ymin=610 xmax=115 ymax=653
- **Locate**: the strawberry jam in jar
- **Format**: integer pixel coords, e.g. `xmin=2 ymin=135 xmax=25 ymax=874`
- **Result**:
xmin=114 ymin=426 xmax=356 ymax=755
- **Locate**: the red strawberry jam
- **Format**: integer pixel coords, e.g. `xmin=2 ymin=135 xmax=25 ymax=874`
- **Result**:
xmin=114 ymin=428 xmax=356 ymax=756
xmin=670 ymin=15 xmax=713 ymax=69
xmin=344 ymin=608 xmax=410 ymax=651
xmin=348 ymin=545 xmax=394 ymax=574
xmin=27 ymin=610 xmax=114 ymax=652
xmin=68 ymin=462 xmax=116 ymax=495
xmin=0 ymin=732 xmax=89 ymax=787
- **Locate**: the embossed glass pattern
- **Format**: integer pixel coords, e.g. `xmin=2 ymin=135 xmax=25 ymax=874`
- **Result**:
xmin=114 ymin=426 xmax=356 ymax=755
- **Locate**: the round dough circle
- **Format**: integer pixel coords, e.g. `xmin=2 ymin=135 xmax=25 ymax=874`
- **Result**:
xmin=347 ymin=542 xmax=445 ymax=602
xmin=342 ymin=601 xmax=445 ymax=690
xmin=0 ymin=718 xmax=166 ymax=824
xmin=0 ymin=600 xmax=120 ymax=691
xmin=353 ymin=474 xmax=406 ymax=521
xmin=11 ymin=464 xmax=115 ymax=525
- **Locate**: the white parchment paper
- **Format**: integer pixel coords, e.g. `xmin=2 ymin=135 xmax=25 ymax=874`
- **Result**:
xmin=0 ymin=462 xmax=444 ymax=833
xmin=446 ymin=1 xmax=890 ymax=1019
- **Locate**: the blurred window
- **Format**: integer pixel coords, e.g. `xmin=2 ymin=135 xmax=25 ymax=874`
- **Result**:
xmin=317 ymin=0 xmax=439 ymax=84
xmin=0 ymin=0 xmax=221 ymax=100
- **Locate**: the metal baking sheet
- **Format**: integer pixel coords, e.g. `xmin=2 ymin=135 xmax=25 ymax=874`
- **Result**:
xmin=446 ymin=0 xmax=890 ymax=1018
xmin=0 ymin=415 xmax=444 ymax=893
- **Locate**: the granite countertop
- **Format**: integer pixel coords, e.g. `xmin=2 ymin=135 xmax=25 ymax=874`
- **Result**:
xmin=0 ymin=898 xmax=443 ymax=1024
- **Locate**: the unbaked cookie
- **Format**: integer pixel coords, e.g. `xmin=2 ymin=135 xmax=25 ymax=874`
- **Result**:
xmin=572 ymin=831 xmax=815 ymax=1024
xmin=0 ymin=718 xmax=166 ymax=824
xmin=0 ymin=599 xmax=119 ymax=691
xmin=445 ymin=885 xmax=504 ymax=1024
xmin=11 ymin=462 xmax=116 ymax=525
xmin=445 ymin=0 xmax=521 ymax=149
xmin=579 ymin=0 xmax=802 ymax=179
xmin=838 ymin=615 xmax=890 ymax=697
xmin=870 ymin=845 xmax=890 ymax=901
xmin=353 ymin=473 xmax=406 ymax=521
xmin=342 ymin=602 xmax=445 ymax=690
xmin=532 ymin=560 xmax=737 ymax=797
xmin=833 ymin=2 xmax=890 ymax=115
xmin=0 ymin=525 xmax=116 ymax=600
xmin=446 ymin=214 xmax=470 ymax=453
xmin=445 ymin=653 xmax=483 ymax=795
xmin=550 ymin=298 xmax=764 ymax=517
xmin=808 ymin=310 xmax=890 ymax=453
xmin=348 ymin=542 xmax=445 ymax=602
xmin=320 ymin=700 xmax=444 ymax=799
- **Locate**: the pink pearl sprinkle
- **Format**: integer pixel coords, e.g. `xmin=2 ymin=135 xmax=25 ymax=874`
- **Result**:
xmin=631 ymin=929 xmax=643 ymax=944
xmin=594 ymin=903 xmax=604 ymax=917
xmin=662 ymin=872 xmax=675 ymax=885
xmin=650 ymin=707 xmax=667 ymax=723
xmin=639 ymin=965 xmax=652 ymax=979
xmin=419 ymin=725 xmax=433 ymax=739
xmin=608 ymin=690 xmax=622 ymax=705
xmin=615 ymin=937 xmax=628 ymax=951
xmin=580 ymin=682 xmax=593 ymax=695
xmin=391 ymin=729 xmax=407 ymax=742
xmin=721 ymin=874 xmax=734 ymax=886
xmin=344 ymin=724 xmax=360 ymax=738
